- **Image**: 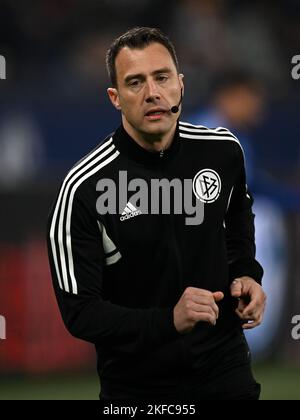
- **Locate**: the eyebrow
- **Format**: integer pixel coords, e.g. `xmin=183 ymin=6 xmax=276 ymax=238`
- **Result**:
xmin=124 ymin=67 xmax=172 ymax=84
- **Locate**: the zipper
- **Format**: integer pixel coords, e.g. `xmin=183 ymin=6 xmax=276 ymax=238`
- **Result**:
xmin=158 ymin=147 xmax=186 ymax=372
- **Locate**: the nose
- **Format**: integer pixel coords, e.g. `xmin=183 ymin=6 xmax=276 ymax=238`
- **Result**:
xmin=145 ymin=80 xmax=161 ymax=103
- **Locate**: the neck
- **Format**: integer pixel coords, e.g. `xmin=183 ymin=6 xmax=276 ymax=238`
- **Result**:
xmin=122 ymin=119 xmax=177 ymax=153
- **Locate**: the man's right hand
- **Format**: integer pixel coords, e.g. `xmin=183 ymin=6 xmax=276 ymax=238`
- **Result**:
xmin=173 ymin=287 xmax=224 ymax=334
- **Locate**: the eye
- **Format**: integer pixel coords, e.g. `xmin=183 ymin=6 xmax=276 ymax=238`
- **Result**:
xmin=128 ymin=79 xmax=141 ymax=88
xmin=157 ymin=74 xmax=169 ymax=83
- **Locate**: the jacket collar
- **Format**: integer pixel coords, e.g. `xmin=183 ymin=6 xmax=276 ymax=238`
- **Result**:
xmin=113 ymin=122 xmax=181 ymax=166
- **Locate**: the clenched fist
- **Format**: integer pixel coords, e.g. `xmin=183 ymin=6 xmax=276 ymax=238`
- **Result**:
xmin=173 ymin=287 xmax=224 ymax=334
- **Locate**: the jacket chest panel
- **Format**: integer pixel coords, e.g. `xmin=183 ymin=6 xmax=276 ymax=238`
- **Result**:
xmin=98 ymin=155 xmax=235 ymax=258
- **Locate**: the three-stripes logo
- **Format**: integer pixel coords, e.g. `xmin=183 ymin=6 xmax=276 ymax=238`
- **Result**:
xmin=120 ymin=202 xmax=142 ymax=221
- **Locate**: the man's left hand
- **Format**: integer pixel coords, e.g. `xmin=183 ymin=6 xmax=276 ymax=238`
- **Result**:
xmin=230 ymin=276 xmax=266 ymax=329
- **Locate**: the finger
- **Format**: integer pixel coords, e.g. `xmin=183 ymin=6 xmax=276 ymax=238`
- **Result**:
xmin=237 ymin=299 xmax=248 ymax=313
xmin=243 ymin=293 xmax=266 ymax=316
xmin=187 ymin=287 xmax=214 ymax=299
xmin=235 ymin=308 xmax=256 ymax=321
xmin=191 ymin=296 xmax=219 ymax=317
xmin=187 ymin=302 xmax=217 ymax=318
xmin=231 ymin=279 xmax=243 ymax=297
xmin=191 ymin=311 xmax=217 ymax=326
xmin=235 ymin=308 xmax=245 ymax=320
xmin=191 ymin=295 xmax=215 ymax=305
xmin=242 ymin=299 xmax=260 ymax=317
xmin=237 ymin=307 xmax=264 ymax=328
xmin=242 ymin=318 xmax=262 ymax=329
xmin=212 ymin=291 xmax=224 ymax=302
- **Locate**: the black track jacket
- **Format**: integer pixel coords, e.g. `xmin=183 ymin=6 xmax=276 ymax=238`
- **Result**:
xmin=47 ymin=121 xmax=263 ymax=393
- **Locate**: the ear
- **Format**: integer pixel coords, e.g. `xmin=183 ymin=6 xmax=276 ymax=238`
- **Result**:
xmin=179 ymin=73 xmax=184 ymax=95
xmin=107 ymin=88 xmax=121 ymax=111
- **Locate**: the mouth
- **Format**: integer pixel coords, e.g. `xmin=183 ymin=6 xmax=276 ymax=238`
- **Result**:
xmin=144 ymin=108 xmax=169 ymax=120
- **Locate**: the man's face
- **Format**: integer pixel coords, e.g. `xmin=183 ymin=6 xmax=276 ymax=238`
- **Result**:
xmin=108 ymin=43 xmax=184 ymax=141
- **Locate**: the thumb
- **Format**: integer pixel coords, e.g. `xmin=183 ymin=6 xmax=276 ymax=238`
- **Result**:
xmin=231 ymin=279 xmax=243 ymax=297
xmin=213 ymin=291 xmax=224 ymax=302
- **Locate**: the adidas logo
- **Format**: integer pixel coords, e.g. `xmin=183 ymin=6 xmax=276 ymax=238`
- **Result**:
xmin=120 ymin=202 xmax=142 ymax=221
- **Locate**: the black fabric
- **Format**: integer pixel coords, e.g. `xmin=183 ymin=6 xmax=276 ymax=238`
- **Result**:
xmin=99 ymin=330 xmax=261 ymax=400
xmin=47 ymin=120 xmax=263 ymax=397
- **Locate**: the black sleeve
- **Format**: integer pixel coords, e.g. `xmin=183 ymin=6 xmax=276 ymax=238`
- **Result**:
xmin=47 ymin=182 xmax=179 ymax=355
xmin=225 ymin=144 xmax=263 ymax=284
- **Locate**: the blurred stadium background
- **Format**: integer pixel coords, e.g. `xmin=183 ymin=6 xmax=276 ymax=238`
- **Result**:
xmin=0 ymin=0 xmax=300 ymax=400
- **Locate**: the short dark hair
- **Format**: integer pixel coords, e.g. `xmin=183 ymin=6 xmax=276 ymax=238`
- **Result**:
xmin=106 ymin=27 xmax=179 ymax=87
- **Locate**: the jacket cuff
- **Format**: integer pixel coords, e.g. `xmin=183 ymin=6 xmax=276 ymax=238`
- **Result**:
xmin=152 ymin=308 xmax=181 ymax=343
xmin=228 ymin=257 xmax=264 ymax=285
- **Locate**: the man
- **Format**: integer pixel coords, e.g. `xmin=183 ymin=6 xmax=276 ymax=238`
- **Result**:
xmin=188 ymin=71 xmax=265 ymax=188
xmin=47 ymin=27 xmax=266 ymax=400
